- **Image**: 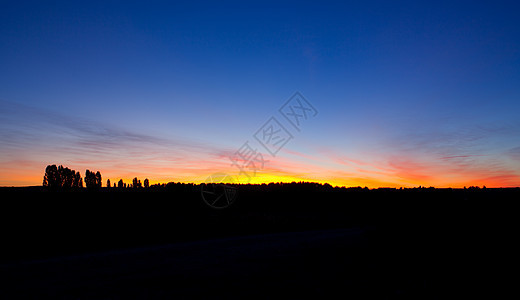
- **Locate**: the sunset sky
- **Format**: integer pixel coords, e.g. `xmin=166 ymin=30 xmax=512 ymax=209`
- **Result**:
xmin=1 ymin=0 xmax=520 ymax=187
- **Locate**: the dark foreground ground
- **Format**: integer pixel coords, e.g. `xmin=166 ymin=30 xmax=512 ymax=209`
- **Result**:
xmin=0 ymin=186 xmax=517 ymax=298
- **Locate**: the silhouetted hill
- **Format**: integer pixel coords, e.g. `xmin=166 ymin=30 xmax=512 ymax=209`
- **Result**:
xmin=0 ymin=186 xmax=517 ymax=298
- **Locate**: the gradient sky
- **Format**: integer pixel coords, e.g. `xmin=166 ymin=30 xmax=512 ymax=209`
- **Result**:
xmin=1 ymin=0 xmax=520 ymax=187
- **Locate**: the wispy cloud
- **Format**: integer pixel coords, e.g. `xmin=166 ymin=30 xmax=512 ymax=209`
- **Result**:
xmin=0 ymin=100 xmax=234 ymax=185
xmin=507 ymin=146 xmax=520 ymax=161
xmin=313 ymin=118 xmax=520 ymax=187
xmin=2 ymin=99 xmax=519 ymax=187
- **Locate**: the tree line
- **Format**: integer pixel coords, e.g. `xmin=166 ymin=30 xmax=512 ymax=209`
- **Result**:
xmin=43 ymin=165 xmax=491 ymax=191
xmin=43 ymin=165 xmax=149 ymax=190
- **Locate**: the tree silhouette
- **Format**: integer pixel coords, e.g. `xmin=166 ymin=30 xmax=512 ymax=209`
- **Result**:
xmin=43 ymin=165 xmax=59 ymax=188
xmin=107 ymin=179 xmax=111 ymax=188
xmin=85 ymin=170 xmax=102 ymax=189
xmin=144 ymin=178 xmax=149 ymax=188
xmin=132 ymin=177 xmax=142 ymax=188
xmin=43 ymin=165 xmax=82 ymax=189
xmin=118 ymin=179 xmax=124 ymax=188
xmin=84 ymin=170 xmax=94 ymax=188
xmin=73 ymin=171 xmax=83 ymax=188
xmin=58 ymin=165 xmax=73 ymax=188
xmin=95 ymin=171 xmax=102 ymax=187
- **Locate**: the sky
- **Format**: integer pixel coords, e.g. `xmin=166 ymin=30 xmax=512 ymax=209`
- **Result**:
xmin=1 ymin=0 xmax=520 ymax=187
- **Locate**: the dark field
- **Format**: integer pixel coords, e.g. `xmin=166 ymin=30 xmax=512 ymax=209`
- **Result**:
xmin=0 ymin=186 xmax=517 ymax=298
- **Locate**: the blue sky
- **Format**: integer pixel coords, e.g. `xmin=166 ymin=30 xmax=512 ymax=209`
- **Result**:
xmin=1 ymin=0 xmax=519 ymax=186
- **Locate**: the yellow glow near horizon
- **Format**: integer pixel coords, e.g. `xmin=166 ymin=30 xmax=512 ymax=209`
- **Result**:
xmin=2 ymin=157 xmax=519 ymax=188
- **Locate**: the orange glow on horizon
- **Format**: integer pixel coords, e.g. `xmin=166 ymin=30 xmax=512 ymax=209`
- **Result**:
xmin=96 ymin=172 xmax=520 ymax=189
xmin=1 ymin=154 xmax=519 ymax=188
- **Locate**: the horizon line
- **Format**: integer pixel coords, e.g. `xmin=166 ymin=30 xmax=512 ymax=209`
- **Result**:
xmin=2 ymin=182 xmax=519 ymax=189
